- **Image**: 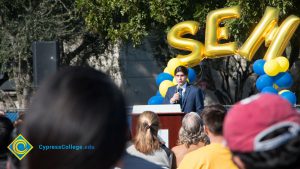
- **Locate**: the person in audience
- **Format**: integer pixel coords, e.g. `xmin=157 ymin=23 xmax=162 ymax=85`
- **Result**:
xmin=224 ymin=94 xmax=300 ymax=169
xmin=0 ymin=116 xmax=14 ymax=169
xmin=163 ymin=66 xmax=204 ymax=113
xmin=178 ymin=104 xmax=238 ymax=169
xmin=115 ymin=153 xmax=164 ymax=169
xmin=127 ymin=111 xmax=172 ymax=169
xmin=22 ymin=66 xmax=128 ymax=169
xmin=171 ymin=112 xmax=208 ymax=168
xmin=113 ymin=126 xmax=163 ymax=169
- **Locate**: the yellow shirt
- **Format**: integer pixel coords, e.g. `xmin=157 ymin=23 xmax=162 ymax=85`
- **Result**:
xmin=178 ymin=143 xmax=238 ymax=169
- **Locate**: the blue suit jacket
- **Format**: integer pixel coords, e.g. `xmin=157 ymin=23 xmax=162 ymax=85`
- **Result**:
xmin=163 ymin=84 xmax=204 ymax=113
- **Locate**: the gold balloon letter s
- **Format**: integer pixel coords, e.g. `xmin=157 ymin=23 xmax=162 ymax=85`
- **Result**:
xmin=167 ymin=21 xmax=205 ymax=67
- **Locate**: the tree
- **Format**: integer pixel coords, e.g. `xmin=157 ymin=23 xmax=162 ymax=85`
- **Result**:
xmin=77 ymin=0 xmax=300 ymax=104
xmin=0 ymin=0 xmax=109 ymax=108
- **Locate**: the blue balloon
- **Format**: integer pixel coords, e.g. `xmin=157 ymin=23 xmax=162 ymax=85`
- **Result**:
xmin=261 ymin=86 xmax=278 ymax=94
xmin=256 ymin=74 xmax=274 ymax=91
xmin=156 ymin=91 xmax=162 ymax=97
xmin=280 ymin=91 xmax=297 ymax=105
xmin=148 ymin=96 xmax=164 ymax=105
xmin=274 ymin=72 xmax=293 ymax=88
xmin=253 ymin=59 xmax=266 ymax=75
xmin=156 ymin=73 xmax=173 ymax=86
xmin=188 ymin=68 xmax=197 ymax=83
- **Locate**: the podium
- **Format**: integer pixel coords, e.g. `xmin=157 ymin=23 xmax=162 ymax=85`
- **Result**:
xmin=130 ymin=105 xmax=185 ymax=148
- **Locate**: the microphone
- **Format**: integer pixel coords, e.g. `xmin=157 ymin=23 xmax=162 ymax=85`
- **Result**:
xmin=175 ymin=86 xmax=182 ymax=104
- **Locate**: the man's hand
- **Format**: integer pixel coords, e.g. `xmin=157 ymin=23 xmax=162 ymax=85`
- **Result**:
xmin=171 ymin=92 xmax=180 ymax=103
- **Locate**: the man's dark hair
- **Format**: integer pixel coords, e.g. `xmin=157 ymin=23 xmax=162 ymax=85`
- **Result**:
xmin=22 ymin=66 xmax=128 ymax=169
xmin=233 ymin=131 xmax=300 ymax=169
xmin=174 ymin=66 xmax=188 ymax=76
xmin=201 ymin=104 xmax=226 ymax=135
xmin=0 ymin=116 xmax=14 ymax=155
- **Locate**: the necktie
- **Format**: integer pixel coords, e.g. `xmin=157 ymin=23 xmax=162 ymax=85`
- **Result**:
xmin=178 ymin=88 xmax=183 ymax=105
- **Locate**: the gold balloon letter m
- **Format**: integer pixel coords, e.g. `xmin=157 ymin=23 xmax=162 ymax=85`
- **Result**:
xmin=239 ymin=7 xmax=300 ymax=61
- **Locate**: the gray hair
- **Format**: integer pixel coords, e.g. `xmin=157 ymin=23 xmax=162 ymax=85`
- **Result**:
xmin=178 ymin=112 xmax=209 ymax=147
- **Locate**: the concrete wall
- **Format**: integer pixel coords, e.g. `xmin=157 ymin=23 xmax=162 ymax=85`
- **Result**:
xmin=119 ymin=40 xmax=162 ymax=105
xmin=86 ymin=39 xmax=162 ymax=106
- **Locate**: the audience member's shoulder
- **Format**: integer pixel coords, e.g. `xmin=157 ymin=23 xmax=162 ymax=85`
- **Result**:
xmin=181 ymin=146 xmax=202 ymax=161
xmin=126 ymin=144 xmax=136 ymax=152
xmin=171 ymin=145 xmax=180 ymax=152
xmin=185 ymin=144 xmax=214 ymax=158
xmin=122 ymin=153 xmax=164 ymax=169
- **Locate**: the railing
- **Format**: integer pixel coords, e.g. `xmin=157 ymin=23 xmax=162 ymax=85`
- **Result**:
xmin=2 ymin=104 xmax=300 ymax=123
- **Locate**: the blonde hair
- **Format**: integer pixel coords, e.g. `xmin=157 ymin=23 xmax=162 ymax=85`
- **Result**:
xmin=134 ymin=111 xmax=160 ymax=154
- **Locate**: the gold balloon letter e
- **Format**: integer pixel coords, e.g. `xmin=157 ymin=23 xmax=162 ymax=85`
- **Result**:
xmin=205 ymin=6 xmax=241 ymax=58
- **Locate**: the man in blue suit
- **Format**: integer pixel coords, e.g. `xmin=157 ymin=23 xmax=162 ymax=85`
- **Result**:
xmin=163 ymin=66 xmax=204 ymax=113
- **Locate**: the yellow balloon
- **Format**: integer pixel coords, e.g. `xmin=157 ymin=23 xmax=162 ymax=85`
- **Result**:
xmin=205 ymin=6 xmax=240 ymax=58
xmin=264 ymin=59 xmax=281 ymax=76
xmin=264 ymin=15 xmax=300 ymax=60
xmin=239 ymin=7 xmax=279 ymax=61
xmin=167 ymin=58 xmax=184 ymax=76
xmin=278 ymin=89 xmax=289 ymax=95
xmin=159 ymin=80 xmax=174 ymax=97
xmin=275 ymin=56 xmax=289 ymax=72
xmin=163 ymin=66 xmax=173 ymax=75
xmin=167 ymin=21 xmax=205 ymax=67
xmin=173 ymin=77 xmax=177 ymax=85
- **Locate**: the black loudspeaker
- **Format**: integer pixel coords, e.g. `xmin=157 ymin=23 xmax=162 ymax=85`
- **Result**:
xmin=32 ymin=41 xmax=60 ymax=87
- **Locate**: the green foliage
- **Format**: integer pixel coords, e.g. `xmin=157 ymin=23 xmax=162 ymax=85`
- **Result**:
xmin=77 ymin=0 xmax=298 ymax=49
xmin=0 ymin=0 xmax=80 ymax=66
xmin=76 ymin=0 xmax=195 ymax=46
xmin=0 ymin=0 xmax=84 ymax=103
xmin=225 ymin=0 xmax=296 ymax=43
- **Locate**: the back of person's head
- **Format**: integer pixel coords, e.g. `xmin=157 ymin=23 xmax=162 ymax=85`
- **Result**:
xmin=174 ymin=66 xmax=188 ymax=76
xmin=178 ymin=112 xmax=208 ymax=147
xmin=22 ymin=66 xmax=128 ymax=169
xmin=201 ymin=104 xmax=226 ymax=136
xmin=0 ymin=116 xmax=14 ymax=156
xmin=224 ymin=94 xmax=300 ymax=169
xmin=134 ymin=111 xmax=160 ymax=154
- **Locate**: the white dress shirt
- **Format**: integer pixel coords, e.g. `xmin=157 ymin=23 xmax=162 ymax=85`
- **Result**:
xmin=170 ymin=83 xmax=187 ymax=104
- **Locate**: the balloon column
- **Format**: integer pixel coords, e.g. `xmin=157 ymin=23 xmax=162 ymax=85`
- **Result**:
xmin=254 ymin=57 xmax=296 ymax=105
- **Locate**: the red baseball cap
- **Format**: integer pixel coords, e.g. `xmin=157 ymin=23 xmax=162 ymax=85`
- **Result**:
xmin=224 ymin=94 xmax=300 ymax=153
